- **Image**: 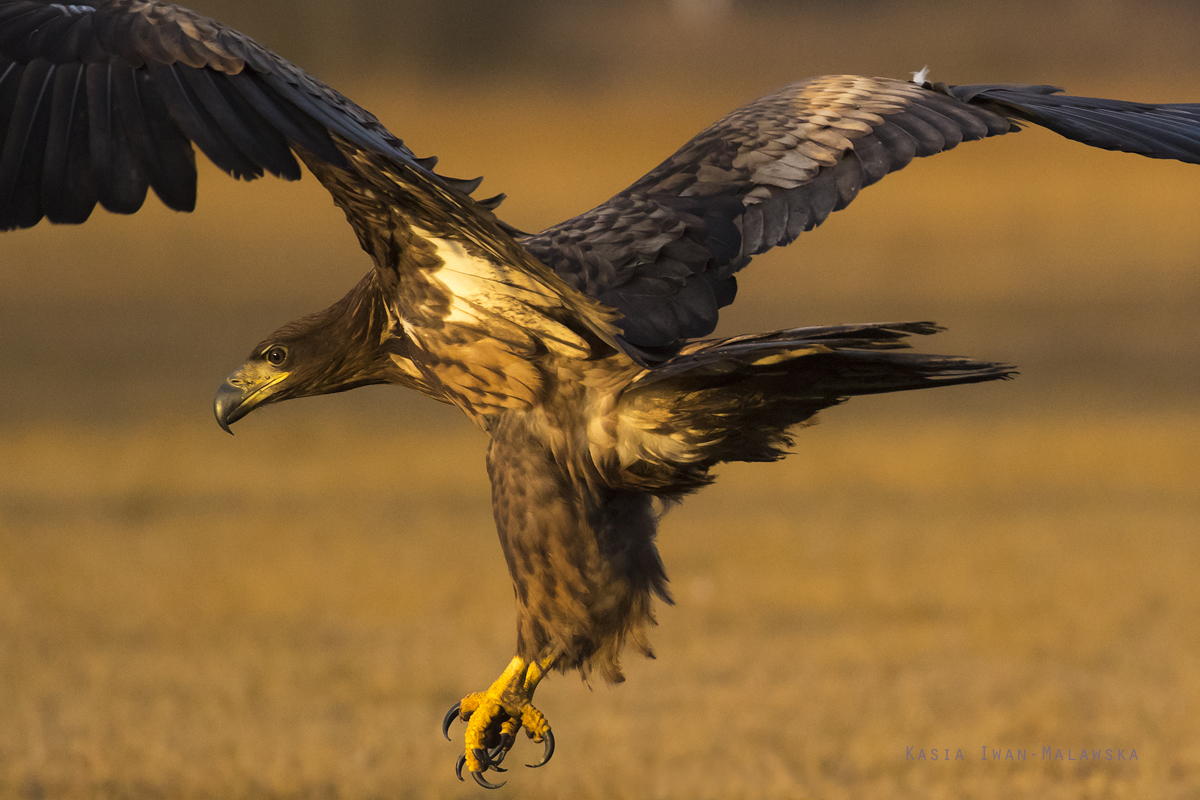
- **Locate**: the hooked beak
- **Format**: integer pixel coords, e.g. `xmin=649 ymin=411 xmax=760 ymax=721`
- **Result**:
xmin=213 ymin=364 xmax=289 ymax=435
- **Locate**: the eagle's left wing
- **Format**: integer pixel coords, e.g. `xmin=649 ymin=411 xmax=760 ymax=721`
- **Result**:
xmin=0 ymin=0 xmax=502 ymax=225
xmin=0 ymin=0 xmax=626 ymax=411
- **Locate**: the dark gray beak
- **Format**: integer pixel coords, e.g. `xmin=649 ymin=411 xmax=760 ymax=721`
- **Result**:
xmin=213 ymin=362 xmax=290 ymax=435
xmin=213 ymin=379 xmax=249 ymax=435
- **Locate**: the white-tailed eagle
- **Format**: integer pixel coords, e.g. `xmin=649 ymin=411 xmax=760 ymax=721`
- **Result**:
xmin=3 ymin=0 xmax=1200 ymax=788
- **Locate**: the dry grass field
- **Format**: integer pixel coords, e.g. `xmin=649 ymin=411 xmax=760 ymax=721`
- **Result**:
xmin=4 ymin=1 xmax=1200 ymax=797
xmin=3 ymin=411 xmax=1200 ymax=799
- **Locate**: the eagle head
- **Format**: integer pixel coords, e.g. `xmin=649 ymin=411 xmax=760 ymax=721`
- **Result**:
xmin=213 ymin=273 xmax=428 ymax=433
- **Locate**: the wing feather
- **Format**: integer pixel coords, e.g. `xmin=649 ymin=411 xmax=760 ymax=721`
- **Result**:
xmin=0 ymin=0 xmax=505 ymax=229
xmin=754 ymin=186 xmax=789 ymax=250
xmin=830 ymin=151 xmax=864 ymax=210
xmin=224 ymin=69 xmax=341 ymax=166
xmin=146 ymin=60 xmax=257 ymax=178
xmin=884 ymin=106 xmax=947 ymax=154
xmin=869 ymin=120 xmax=917 ymax=171
xmin=902 ymin=103 xmax=963 ymax=149
xmin=110 ymin=59 xmax=194 ymax=210
xmin=524 ymin=75 xmax=1200 ymax=354
xmin=42 ymin=61 xmax=96 ymax=223
xmin=199 ymin=67 xmax=299 ymax=179
xmin=85 ymin=60 xmax=148 ymax=213
xmin=0 ymin=57 xmax=53 ymax=227
xmin=846 ymin=132 xmax=891 ymax=185
xmin=521 ymin=76 xmax=1011 ymax=353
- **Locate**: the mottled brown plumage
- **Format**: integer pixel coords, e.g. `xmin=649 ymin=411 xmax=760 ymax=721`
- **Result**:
xmin=5 ymin=0 xmax=1200 ymax=787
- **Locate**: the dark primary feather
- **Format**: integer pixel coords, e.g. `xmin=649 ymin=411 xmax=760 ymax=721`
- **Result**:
xmin=948 ymin=83 xmax=1200 ymax=161
xmin=523 ymin=77 xmax=1200 ymax=355
xmin=42 ymin=61 xmax=95 ymax=223
xmin=0 ymin=55 xmax=54 ymax=227
xmin=0 ymin=0 xmax=502 ymax=229
xmin=86 ymin=60 xmax=152 ymax=214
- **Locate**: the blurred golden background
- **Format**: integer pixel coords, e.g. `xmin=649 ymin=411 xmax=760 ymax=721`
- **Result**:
xmin=2 ymin=0 xmax=1200 ymax=797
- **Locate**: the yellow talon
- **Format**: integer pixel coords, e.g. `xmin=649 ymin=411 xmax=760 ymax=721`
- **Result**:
xmin=445 ymin=656 xmax=556 ymax=784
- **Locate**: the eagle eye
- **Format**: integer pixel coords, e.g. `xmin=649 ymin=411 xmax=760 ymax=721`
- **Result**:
xmin=265 ymin=346 xmax=288 ymax=366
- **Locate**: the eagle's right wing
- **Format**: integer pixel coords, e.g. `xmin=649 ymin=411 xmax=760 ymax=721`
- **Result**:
xmin=522 ymin=76 xmax=1200 ymax=355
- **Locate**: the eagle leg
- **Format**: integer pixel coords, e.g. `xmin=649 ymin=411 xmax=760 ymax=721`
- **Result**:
xmin=445 ymin=655 xmax=555 ymax=786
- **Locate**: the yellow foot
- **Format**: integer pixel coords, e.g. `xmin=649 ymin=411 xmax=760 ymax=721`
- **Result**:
xmin=442 ymin=655 xmax=555 ymax=789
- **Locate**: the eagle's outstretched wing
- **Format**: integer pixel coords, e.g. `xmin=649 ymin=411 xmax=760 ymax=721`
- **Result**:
xmin=522 ymin=76 xmax=1200 ymax=354
xmin=0 ymin=0 xmax=510 ymax=226
xmin=0 ymin=0 xmax=625 ymax=414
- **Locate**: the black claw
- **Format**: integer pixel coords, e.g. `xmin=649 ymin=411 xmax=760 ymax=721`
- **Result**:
xmin=527 ymin=730 xmax=555 ymax=769
xmin=442 ymin=702 xmax=462 ymax=741
xmin=455 ymin=753 xmax=467 ymax=782
xmin=471 ymin=747 xmax=508 ymax=773
xmin=471 ymin=771 xmax=507 ymax=790
xmin=488 ymin=733 xmax=514 ymax=766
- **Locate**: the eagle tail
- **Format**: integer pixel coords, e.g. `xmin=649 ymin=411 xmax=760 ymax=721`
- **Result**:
xmin=618 ymin=322 xmax=1012 ymax=491
xmin=635 ymin=320 xmax=1013 ymax=396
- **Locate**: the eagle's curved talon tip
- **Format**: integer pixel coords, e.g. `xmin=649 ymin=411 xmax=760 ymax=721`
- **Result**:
xmin=471 ymin=771 xmax=506 ymax=789
xmin=471 ymin=745 xmax=508 ymax=772
xmin=483 ymin=745 xmax=510 ymax=771
xmin=442 ymin=702 xmax=461 ymax=740
xmin=455 ymin=753 xmax=467 ymax=782
xmin=527 ymin=730 xmax=555 ymax=768
xmin=487 ymin=733 xmax=513 ymax=765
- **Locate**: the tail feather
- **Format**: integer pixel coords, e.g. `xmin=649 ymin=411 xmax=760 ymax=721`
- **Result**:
xmin=634 ymin=321 xmax=1013 ymax=392
xmin=615 ymin=322 xmax=1012 ymax=492
xmin=792 ymin=347 xmax=1015 ymax=397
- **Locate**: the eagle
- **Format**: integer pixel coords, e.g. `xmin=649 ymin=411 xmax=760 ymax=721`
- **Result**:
xmin=3 ymin=0 xmax=1199 ymax=789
